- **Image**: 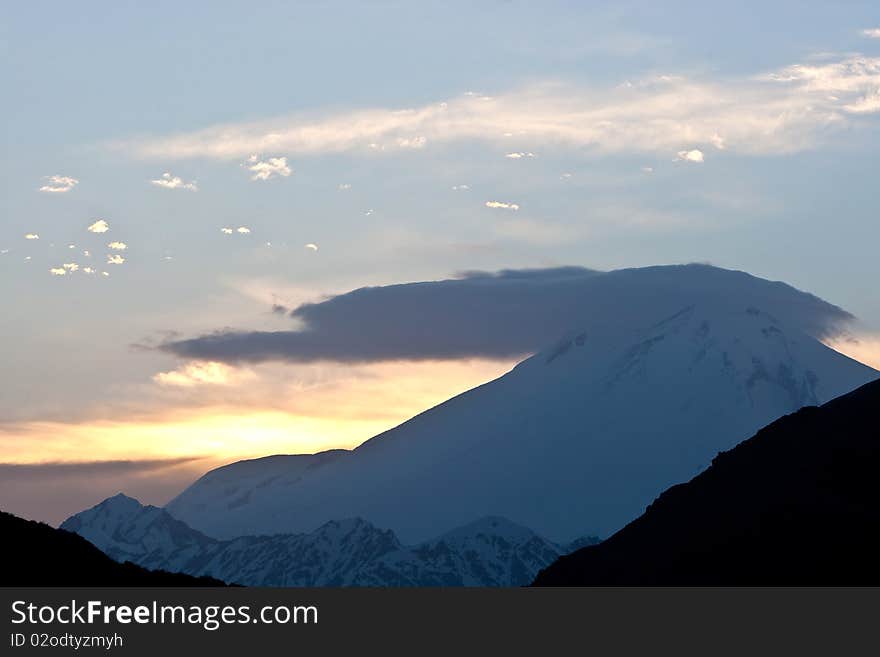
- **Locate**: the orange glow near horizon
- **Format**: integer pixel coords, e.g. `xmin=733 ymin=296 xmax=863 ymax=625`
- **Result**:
xmin=0 ymin=359 xmax=517 ymax=467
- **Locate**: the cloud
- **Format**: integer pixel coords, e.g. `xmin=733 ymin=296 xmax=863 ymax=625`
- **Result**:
xmin=38 ymin=175 xmax=78 ymax=193
xmin=236 ymin=226 xmax=251 ymax=234
xmin=122 ymin=54 xmax=880 ymax=161
xmin=49 ymin=268 xmax=66 ymax=276
xmin=161 ymin=264 xmax=856 ymax=365
xmin=824 ymin=333 xmax=880 ymax=370
xmin=107 ymin=241 xmax=127 ymax=250
xmin=396 ymin=136 xmax=427 ymax=148
xmin=451 ymin=184 xmax=470 ymax=190
xmin=24 ymin=234 xmax=39 ymax=240
xmin=151 ymin=172 xmax=198 ymax=191
xmin=485 ymin=200 xmax=520 ymax=210
xmin=106 ymin=254 xmax=125 ymax=264
xmin=62 ymin=263 xmax=79 ymax=272
xmin=304 ymin=243 xmax=319 ymax=251
xmin=505 ymin=152 xmax=536 ymax=159
xmin=862 ymin=28 xmax=880 ymax=39
xmin=675 ymin=149 xmax=705 ymax=162
xmin=245 ymin=155 xmax=292 ymax=181
xmin=221 ymin=227 xmax=233 ymax=234
xmin=87 ymin=220 xmax=110 ymax=233
xmin=153 ymin=361 xmax=252 ymax=387
xmin=338 ymin=183 xmax=352 ymax=190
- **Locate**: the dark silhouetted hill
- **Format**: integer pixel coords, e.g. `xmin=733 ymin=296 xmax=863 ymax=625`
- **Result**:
xmin=0 ymin=510 xmax=227 ymax=586
xmin=533 ymin=378 xmax=880 ymax=585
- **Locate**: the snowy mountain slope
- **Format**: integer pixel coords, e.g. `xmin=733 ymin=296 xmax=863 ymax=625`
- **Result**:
xmin=165 ymin=266 xmax=879 ymax=543
xmin=62 ymin=496 xmax=594 ymax=586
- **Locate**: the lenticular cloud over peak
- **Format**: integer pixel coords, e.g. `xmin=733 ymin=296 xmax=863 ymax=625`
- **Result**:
xmin=161 ymin=264 xmax=856 ymax=365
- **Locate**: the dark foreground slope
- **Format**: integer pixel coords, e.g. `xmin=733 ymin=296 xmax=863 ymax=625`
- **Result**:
xmin=534 ymin=378 xmax=880 ymax=586
xmin=0 ymin=511 xmax=226 ymax=586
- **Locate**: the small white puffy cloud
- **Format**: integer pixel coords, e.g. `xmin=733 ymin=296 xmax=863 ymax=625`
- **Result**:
xmin=236 ymin=226 xmax=251 ymax=234
xmin=862 ymin=28 xmax=880 ymax=39
xmin=245 ymin=155 xmax=292 ymax=181
xmin=505 ymin=152 xmax=535 ymax=159
xmin=83 ymin=267 xmax=95 ymax=274
xmin=675 ymin=149 xmax=705 ymax=163
xmin=452 ymin=184 xmax=470 ymax=191
xmin=221 ymin=227 xmax=233 ymax=234
xmin=87 ymin=220 xmax=110 ymax=233
xmin=304 ymin=243 xmax=319 ymax=251
xmin=641 ymin=166 xmax=654 ymax=173
xmin=108 ymin=241 xmax=127 ymax=250
xmin=106 ymin=254 xmax=125 ymax=265
xmin=62 ymin=262 xmax=79 ymax=272
xmin=101 ymin=271 xmax=110 ymax=277
xmin=485 ymin=200 xmax=520 ymax=210
xmin=338 ymin=183 xmax=352 ymax=190
xmin=24 ymin=233 xmax=39 ymax=240
xmin=364 ymin=209 xmax=374 ymax=216
xmin=39 ymin=175 xmax=78 ymax=193
xmin=151 ymin=172 xmax=198 ymax=191
xmin=50 ymin=267 xmax=67 ymax=276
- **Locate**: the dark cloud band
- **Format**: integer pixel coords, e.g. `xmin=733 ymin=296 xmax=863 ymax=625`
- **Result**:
xmin=161 ymin=264 xmax=854 ymax=364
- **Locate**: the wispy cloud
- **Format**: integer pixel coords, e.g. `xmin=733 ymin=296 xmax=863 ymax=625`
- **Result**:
xmin=862 ymin=28 xmax=880 ymax=39
xmin=153 ymin=361 xmax=252 ymax=387
xmin=505 ymin=151 xmax=535 ymax=159
xmin=39 ymin=175 xmax=78 ymax=193
xmin=485 ymin=200 xmax=520 ymax=210
xmin=87 ymin=220 xmax=110 ymax=234
xmin=24 ymin=234 xmax=39 ymax=240
xmin=304 ymin=243 xmax=319 ymax=252
xmin=151 ymin=172 xmax=198 ymax=191
xmin=244 ymin=155 xmax=292 ymax=180
xmin=123 ymin=54 xmax=880 ymax=162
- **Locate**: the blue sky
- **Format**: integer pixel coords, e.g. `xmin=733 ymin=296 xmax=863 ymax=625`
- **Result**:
xmin=2 ymin=1 xmax=880 ymax=522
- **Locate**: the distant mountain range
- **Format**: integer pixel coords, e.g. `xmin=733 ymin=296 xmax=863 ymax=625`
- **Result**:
xmin=165 ymin=267 xmax=877 ymax=544
xmin=62 ymin=497 xmax=597 ymax=586
xmin=0 ymin=510 xmax=225 ymax=586
xmin=533 ymin=378 xmax=880 ymax=585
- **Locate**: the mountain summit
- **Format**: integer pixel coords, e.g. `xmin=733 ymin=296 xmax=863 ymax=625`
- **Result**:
xmin=166 ymin=267 xmax=877 ymax=543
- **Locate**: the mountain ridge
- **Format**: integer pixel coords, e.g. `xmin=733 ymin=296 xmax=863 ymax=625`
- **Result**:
xmin=62 ymin=498 xmax=597 ymax=586
xmin=533 ymin=378 xmax=880 ymax=585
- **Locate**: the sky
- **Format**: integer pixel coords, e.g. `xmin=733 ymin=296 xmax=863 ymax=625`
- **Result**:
xmin=2 ymin=1 xmax=880 ymax=524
